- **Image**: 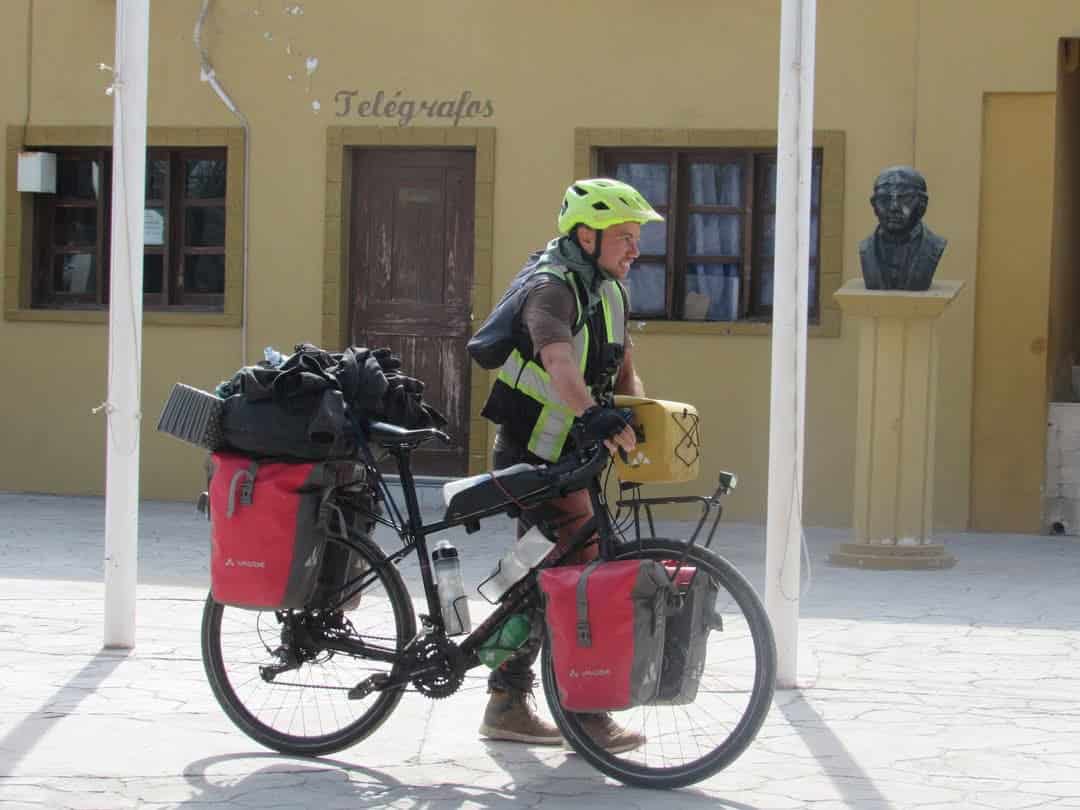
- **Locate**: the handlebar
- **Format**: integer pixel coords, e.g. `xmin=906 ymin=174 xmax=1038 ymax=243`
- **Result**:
xmin=542 ymin=429 xmax=611 ymax=493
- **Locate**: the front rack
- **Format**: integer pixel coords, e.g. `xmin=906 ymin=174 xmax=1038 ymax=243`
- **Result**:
xmin=615 ymin=471 xmax=737 ymax=548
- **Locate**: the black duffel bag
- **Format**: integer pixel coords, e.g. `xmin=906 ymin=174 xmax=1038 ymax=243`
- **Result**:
xmin=219 ymin=387 xmax=355 ymax=461
xmin=160 ymin=343 xmax=447 ymax=460
xmin=215 ymin=345 xmax=368 ymax=460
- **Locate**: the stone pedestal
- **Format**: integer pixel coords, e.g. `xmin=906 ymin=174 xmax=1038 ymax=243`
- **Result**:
xmin=829 ymin=279 xmax=964 ymax=570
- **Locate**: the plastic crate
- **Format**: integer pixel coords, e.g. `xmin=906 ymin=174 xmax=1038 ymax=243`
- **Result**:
xmin=156 ymin=383 xmax=226 ymax=450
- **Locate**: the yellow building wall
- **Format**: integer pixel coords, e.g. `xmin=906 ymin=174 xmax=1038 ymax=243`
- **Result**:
xmin=1 ymin=1 xmax=1078 ymax=530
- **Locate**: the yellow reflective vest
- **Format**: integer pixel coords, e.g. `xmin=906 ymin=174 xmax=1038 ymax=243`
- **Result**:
xmin=480 ymin=264 xmax=626 ymax=462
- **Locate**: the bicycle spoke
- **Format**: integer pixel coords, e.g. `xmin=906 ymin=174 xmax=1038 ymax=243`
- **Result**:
xmin=201 ymin=533 xmax=417 ymax=756
xmin=542 ymin=538 xmax=776 ymax=789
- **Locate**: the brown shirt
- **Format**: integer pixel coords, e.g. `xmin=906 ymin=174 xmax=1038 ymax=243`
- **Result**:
xmin=495 ymin=278 xmax=633 ymax=458
xmin=521 ymin=279 xmax=631 ymax=356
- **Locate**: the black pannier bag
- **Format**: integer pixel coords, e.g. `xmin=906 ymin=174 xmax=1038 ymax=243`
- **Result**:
xmin=310 ymin=475 xmax=382 ymax=611
xmin=652 ymin=564 xmax=724 ymax=704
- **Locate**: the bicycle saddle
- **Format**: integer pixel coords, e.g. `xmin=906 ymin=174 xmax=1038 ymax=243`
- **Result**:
xmin=366 ymin=420 xmax=451 ymax=448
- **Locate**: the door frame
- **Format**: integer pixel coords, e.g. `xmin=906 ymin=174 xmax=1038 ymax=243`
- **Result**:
xmin=324 ymin=127 xmax=496 ymax=476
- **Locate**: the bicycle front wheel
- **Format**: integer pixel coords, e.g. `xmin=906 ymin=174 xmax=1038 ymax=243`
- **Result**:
xmin=541 ymin=538 xmax=776 ymax=789
xmin=201 ymin=532 xmax=417 ymax=756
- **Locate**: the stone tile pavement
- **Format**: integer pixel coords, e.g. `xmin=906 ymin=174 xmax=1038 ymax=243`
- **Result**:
xmin=1 ymin=491 xmax=1079 ymax=808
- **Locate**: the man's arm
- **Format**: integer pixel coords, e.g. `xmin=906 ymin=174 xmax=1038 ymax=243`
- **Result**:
xmin=524 ymin=282 xmax=635 ymax=452
xmin=539 ymin=342 xmax=598 ymax=417
xmin=614 ymin=339 xmax=645 ymax=397
xmin=539 ymin=341 xmax=636 ymax=453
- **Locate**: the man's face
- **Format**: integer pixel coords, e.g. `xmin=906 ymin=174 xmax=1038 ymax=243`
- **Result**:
xmin=578 ymin=222 xmax=641 ymax=280
xmin=871 ymin=181 xmax=924 ymax=236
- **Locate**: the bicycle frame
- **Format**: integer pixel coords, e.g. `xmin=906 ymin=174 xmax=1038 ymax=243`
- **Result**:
xmin=312 ymin=438 xmax=611 ymax=694
xmin=308 ymin=427 xmax=738 ymax=699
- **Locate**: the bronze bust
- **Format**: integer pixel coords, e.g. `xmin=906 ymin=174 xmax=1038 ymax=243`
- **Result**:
xmin=859 ymin=166 xmax=947 ymax=291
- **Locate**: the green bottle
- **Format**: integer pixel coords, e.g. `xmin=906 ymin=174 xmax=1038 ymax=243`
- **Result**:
xmin=478 ymin=614 xmax=532 ymax=669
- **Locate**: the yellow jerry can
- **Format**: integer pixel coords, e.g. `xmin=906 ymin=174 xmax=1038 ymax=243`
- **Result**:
xmin=612 ymin=395 xmax=701 ymax=484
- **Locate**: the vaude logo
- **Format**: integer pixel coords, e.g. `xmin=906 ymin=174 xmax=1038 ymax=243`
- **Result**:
xmin=304 ymin=548 xmax=320 ymax=569
xmin=568 ymin=668 xmax=611 ymax=679
xmin=224 ymin=558 xmax=266 ymax=569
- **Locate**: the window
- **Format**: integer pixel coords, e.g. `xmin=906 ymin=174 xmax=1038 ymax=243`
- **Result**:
xmin=30 ymin=147 xmax=227 ymax=310
xmin=599 ymin=148 xmax=822 ymax=322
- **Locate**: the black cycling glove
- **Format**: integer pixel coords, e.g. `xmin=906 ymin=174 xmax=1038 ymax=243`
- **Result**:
xmin=576 ymin=405 xmax=630 ymax=444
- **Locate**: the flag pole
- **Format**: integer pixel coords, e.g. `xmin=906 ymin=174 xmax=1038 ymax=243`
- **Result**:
xmin=103 ymin=0 xmax=149 ymax=649
xmin=765 ymin=0 xmax=816 ymax=687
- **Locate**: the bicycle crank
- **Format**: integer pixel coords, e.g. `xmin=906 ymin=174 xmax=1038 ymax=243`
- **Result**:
xmin=347 ymin=634 xmax=465 ymax=700
xmin=348 ymin=673 xmax=391 ymax=699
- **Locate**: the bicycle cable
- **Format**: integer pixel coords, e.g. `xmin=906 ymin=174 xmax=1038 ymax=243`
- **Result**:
xmin=603 ymin=464 xmax=635 ymax=537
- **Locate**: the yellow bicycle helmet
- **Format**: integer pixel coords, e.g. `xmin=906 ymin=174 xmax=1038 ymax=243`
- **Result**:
xmin=557 ymin=178 xmax=664 ymax=234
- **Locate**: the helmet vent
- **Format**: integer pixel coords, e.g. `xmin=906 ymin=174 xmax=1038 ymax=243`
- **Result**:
xmin=571 ymin=185 xmax=588 ymax=197
xmin=592 ymin=201 xmax=610 ymax=211
xmin=560 ymin=200 xmax=568 ymax=214
xmin=618 ymin=197 xmax=631 ymax=206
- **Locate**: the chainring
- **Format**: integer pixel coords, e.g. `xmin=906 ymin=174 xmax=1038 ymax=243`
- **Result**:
xmin=405 ymin=635 xmax=465 ymax=699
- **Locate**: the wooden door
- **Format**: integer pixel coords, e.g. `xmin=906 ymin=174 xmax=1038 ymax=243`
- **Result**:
xmin=349 ymin=149 xmax=475 ymax=475
xmin=971 ymin=94 xmax=1055 ymax=531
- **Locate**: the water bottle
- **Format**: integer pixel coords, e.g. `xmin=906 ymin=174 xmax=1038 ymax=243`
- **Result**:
xmin=432 ymin=539 xmax=471 ymax=635
xmin=263 ymin=346 xmax=286 ymax=368
xmin=478 ymin=526 xmax=556 ymax=603
xmin=478 ymin=614 xmax=532 ymax=669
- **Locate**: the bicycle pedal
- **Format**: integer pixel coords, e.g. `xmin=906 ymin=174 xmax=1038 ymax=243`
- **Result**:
xmin=348 ymin=673 xmax=390 ymax=699
xmin=259 ymin=660 xmax=298 ymax=682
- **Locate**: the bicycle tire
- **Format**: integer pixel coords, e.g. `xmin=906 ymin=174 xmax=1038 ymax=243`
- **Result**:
xmin=541 ymin=538 xmax=776 ymax=789
xmin=201 ymin=532 xmax=417 ymax=756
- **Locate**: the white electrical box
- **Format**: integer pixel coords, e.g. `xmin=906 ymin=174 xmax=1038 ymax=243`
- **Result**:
xmin=17 ymin=151 xmax=57 ymax=193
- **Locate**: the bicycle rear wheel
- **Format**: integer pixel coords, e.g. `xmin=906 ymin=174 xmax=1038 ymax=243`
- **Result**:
xmin=201 ymin=532 xmax=416 ymax=756
xmin=541 ymin=538 xmax=776 ymax=789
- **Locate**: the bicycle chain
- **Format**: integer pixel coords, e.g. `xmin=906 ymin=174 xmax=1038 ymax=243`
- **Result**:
xmin=405 ymin=635 xmax=466 ymax=699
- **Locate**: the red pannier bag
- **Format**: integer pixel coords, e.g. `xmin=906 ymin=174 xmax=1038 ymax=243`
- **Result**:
xmin=653 ymin=563 xmax=723 ymax=704
xmin=208 ymin=452 xmax=336 ymax=610
xmin=539 ymin=559 xmax=673 ymax=712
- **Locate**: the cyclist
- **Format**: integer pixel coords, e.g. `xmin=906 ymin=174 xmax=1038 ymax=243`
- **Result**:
xmin=476 ymin=177 xmax=663 ymax=752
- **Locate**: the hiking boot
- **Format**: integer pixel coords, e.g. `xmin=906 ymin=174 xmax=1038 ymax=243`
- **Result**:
xmin=479 ymin=689 xmax=563 ymax=745
xmin=576 ymin=713 xmax=646 ymax=754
